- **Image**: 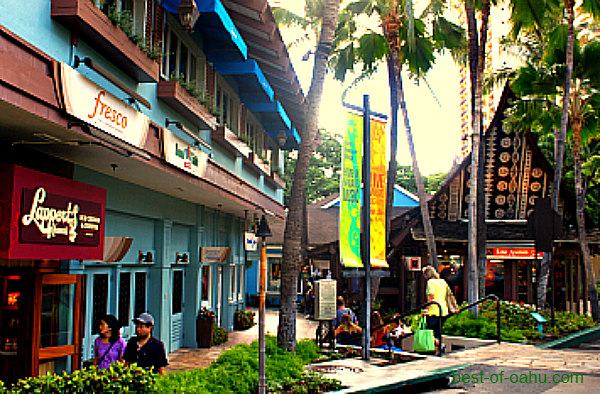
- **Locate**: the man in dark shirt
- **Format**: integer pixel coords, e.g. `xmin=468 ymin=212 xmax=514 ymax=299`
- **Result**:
xmin=124 ymin=313 xmax=168 ymax=375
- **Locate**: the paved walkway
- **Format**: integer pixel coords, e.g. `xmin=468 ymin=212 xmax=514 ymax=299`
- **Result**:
xmin=167 ymin=309 xmax=319 ymax=372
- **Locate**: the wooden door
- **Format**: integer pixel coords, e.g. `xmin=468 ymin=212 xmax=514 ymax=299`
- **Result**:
xmin=35 ymin=274 xmax=83 ymax=376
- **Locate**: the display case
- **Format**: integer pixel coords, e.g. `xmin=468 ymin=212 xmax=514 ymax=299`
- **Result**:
xmin=0 ymin=276 xmax=23 ymax=380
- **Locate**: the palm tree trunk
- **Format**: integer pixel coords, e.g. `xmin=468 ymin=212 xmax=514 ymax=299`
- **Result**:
xmin=384 ymin=15 xmax=438 ymax=268
xmin=277 ymin=0 xmax=340 ymax=353
xmin=385 ymin=57 xmax=399 ymax=242
xmin=573 ymin=120 xmax=600 ymax=321
xmin=476 ymin=0 xmax=490 ymax=299
xmin=538 ymin=0 xmax=574 ymax=310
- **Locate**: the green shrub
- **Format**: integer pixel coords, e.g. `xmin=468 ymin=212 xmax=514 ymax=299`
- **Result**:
xmin=213 ymin=326 xmax=229 ymax=346
xmin=234 ymin=310 xmax=256 ymax=330
xmin=156 ymin=336 xmax=339 ymax=394
xmin=5 ymin=363 xmax=155 ymax=393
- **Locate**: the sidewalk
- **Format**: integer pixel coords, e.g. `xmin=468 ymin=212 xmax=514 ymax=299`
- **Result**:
xmin=167 ymin=309 xmax=319 ymax=372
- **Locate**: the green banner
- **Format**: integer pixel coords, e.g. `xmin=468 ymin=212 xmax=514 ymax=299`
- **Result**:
xmin=340 ymin=112 xmax=363 ymax=268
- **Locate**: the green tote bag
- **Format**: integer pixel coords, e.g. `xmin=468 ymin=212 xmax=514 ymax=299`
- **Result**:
xmin=412 ymin=317 xmax=436 ymax=353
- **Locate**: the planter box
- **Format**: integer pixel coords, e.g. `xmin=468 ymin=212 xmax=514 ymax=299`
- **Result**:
xmin=211 ymin=125 xmax=251 ymax=158
xmin=268 ymin=171 xmax=286 ymax=189
xmin=196 ymin=318 xmax=215 ymax=348
xmin=51 ymin=0 xmax=159 ymax=82
xmin=244 ymin=152 xmax=270 ymax=175
xmin=157 ymin=81 xmax=218 ymax=131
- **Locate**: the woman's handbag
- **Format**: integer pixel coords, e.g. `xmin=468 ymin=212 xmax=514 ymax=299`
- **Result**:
xmin=446 ymin=284 xmax=460 ymax=314
xmin=412 ymin=317 xmax=436 ymax=353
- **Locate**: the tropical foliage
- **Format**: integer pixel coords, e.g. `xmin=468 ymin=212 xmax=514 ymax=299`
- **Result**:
xmin=155 ymin=337 xmax=333 ymax=393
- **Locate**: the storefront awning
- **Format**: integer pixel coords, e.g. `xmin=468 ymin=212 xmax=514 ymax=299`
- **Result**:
xmin=102 ymin=237 xmax=133 ymax=263
xmin=161 ymin=0 xmax=247 ymax=62
xmin=213 ymin=60 xmax=274 ymax=105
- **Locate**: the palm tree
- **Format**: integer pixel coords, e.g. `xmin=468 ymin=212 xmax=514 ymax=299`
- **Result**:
xmin=508 ymin=33 xmax=600 ymax=320
xmin=275 ymin=0 xmax=342 ymax=353
xmin=335 ymin=0 xmax=465 ymax=270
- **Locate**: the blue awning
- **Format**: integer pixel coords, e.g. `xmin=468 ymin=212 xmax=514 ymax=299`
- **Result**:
xmin=246 ymin=101 xmax=291 ymax=132
xmin=161 ymin=0 xmax=247 ymax=62
xmin=213 ymin=60 xmax=274 ymax=105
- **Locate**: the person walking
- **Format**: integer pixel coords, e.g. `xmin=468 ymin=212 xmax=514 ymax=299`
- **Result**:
xmin=123 ymin=313 xmax=168 ymax=375
xmin=94 ymin=314 xmax=126 ymax=369
xmin=422 ymin=266 xmax=449 ymax=355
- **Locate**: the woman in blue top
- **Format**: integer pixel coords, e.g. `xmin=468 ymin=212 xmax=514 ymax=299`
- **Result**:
xmin=94 ymin=314 xmax=127 ymax=369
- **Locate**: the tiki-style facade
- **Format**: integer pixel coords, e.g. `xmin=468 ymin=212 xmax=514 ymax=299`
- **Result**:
xmin=386 ymin=85 xmax=598 ymax=314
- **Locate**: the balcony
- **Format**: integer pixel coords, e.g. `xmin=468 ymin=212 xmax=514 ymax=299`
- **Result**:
xmin=157 ymin=81 xmax=218 ymax=131
xmin=244 ymin=152 xmax=270 ymax=176
xmin=51 ymin=0 xmax=159 ymax=82
xmin=268 ymin=170 xmax=286 ymax=189
xmin=211 ymin=125 xmax=251 ymax=158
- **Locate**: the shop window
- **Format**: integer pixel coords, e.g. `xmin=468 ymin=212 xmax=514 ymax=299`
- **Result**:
xmin=245 ymin=112 xmax=265 ymax=155
xmin=134 ymin=272 xmax=147 ymax=318
xmin=267 ymin=258 xmax=281 ymax=292
xmin=201 ymin=265 xmax=211 ymax=303
xmin=41 ymin=284 xmax=75 ymax=348
xmin=120 ymin=0 xmax=146 ymax=39
xmin=118 ymin=273 xmax=131 ymax=326
xmin=92 ymin=274 xmax=109 ymax=335
xmin=215 ymin=78 xmax=239 ymax=133
xmin=172 ymin=270 xmax=183 ymax=314
xmin=162 ymin=23 xmax=206 ymax=92
xmin=1 ymin=277 xmax=22 ymax=359
xmin=229 ymin=264 xmax=236 ymax=302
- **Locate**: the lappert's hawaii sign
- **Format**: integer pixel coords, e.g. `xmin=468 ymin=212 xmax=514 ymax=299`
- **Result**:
xmin=164 ymin=131 xmax=208 ymax=178
xmin=0 ymin=165 xmax=106 ymax=260
xmin=60 ymin=63 xmax=149 ymax=149
xmin=20 ymin=187 xmax=102 ymax=246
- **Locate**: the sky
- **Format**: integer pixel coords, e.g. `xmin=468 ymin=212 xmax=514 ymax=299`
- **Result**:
xmin=269 ymin=0 xmax=463 ymax=175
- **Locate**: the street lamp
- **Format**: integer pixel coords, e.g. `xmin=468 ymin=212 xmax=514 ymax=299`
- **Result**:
xmin=177 ymin=0 xmax=200 ymax=30
xmin=255 ymin=214 xmax=271 ymax=394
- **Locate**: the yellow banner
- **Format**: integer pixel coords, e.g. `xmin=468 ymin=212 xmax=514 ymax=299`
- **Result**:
xmin=370 ymin=118 xmax=388 ymax=268
xmin=339 ymin=112 xmax=363 ymax=268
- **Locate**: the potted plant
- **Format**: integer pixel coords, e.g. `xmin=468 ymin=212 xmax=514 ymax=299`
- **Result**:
xmin=196 ymin=307 xmax=216 ymax=348
xmin=233 ymin=309 xmax=256 ymax=330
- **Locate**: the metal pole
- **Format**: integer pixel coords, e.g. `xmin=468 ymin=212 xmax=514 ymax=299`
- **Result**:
xmin=362 ymin=95 xmax=371 ymax=361
xmin=258 ymin=237 xmax=267 ymax=394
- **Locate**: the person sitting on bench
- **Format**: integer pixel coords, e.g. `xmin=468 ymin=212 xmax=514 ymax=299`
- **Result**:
xmin=335 ymin=313 xmax=362 ymax=345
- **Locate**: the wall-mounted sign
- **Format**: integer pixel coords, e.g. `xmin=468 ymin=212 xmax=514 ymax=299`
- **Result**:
xmin=200 ymin=247 xmax=231 ymax=263
xmin=20 ymin=187 xmax=102 ymax=246
xmin=60 ymin=63 xmax=149 ymax=149
xmin=0 ymin=165 xmax=106 ymax=260
xmin=402 ymin=256 xmax=421 ymax=271
xmin=163 ymin=131 xmax=208 ymax=178
xmin=487 ymin=248 xmax=543 ymax=259
xmin=244 ymin=232 xmax=257 ymax=251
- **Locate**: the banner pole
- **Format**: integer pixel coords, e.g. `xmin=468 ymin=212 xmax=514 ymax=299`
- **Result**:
xmin=362 ymin=95 xmax=371 ymax=361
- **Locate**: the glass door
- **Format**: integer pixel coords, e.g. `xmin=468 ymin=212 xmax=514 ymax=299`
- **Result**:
xmin=37 ymin=275 xmax=83 ymax=376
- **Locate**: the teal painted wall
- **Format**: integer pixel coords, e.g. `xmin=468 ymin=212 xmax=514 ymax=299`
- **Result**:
xmin=74 ymin=166 xmax=246 ymax=358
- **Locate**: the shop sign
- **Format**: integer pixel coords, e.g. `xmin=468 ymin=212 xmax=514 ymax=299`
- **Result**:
xmin=487 ymin=248 xmax=544 ymax=259
xmin=200 ymin=247 xmax=231 ymax=263
xmin=60 ymin=63 xmax=149 ymax=149
xmin=164 ymin=131 xmax=208 ymax=178
xmin=20 ymin=187 xmax=102 ymax=246
xmin=0 ymin=165 xmax=106 ymax=260
xmin=244 ymin=232 xmax=257 ymax=251
xmin=402 ymin=256 xmax=421 ymax=271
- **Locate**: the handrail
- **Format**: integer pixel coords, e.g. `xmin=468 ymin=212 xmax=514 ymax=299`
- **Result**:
xmin=454 ymin=294 xmax=502 ymax=343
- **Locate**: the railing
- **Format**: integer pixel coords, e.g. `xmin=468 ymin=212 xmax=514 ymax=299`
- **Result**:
xmin=454 ymin=294 xmax=502 ymax=344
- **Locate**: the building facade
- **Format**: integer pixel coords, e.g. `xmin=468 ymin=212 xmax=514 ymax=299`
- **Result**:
xmin=0 ymin=0 xmax=305 ymax=382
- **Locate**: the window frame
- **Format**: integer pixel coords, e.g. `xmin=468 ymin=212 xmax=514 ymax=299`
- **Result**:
xmin=215 ymin=76 xmax=240 ymax=134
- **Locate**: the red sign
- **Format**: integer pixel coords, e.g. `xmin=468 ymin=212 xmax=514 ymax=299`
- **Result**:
xmin=0 ymin=165 xmax=106 ymax=260
xmin=487 ymin=248 xmax=543 ymax=259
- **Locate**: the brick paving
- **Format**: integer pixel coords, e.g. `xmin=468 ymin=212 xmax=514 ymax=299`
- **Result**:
xmin=166 ymin=308 xmax=319 ymax=372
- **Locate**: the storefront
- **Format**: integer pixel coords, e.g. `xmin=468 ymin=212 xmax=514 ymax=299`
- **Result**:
xmin=0 ymin=165 xmax=105 ymax=382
